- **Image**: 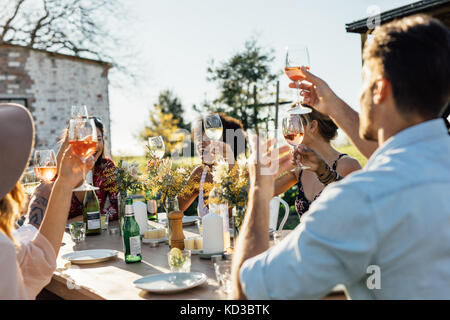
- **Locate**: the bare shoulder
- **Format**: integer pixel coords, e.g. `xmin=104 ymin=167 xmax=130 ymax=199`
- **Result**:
xmin=337 ymin=156 xmax=362 ymax=177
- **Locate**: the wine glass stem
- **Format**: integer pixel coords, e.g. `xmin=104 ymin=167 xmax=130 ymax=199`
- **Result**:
xmin=82 ymin=159 xmax=87 ymax=185
xmin=295 ymin=81 xmax=301 ymax=104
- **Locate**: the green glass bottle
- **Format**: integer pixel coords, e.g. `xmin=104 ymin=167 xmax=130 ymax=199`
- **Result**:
xmin=122 ymin=198 xmax=142 ymax=263
xmin=83 ymin=171 xmax=101 ymax=236
xmin=146 ymin=191 xmax=158 ymax=222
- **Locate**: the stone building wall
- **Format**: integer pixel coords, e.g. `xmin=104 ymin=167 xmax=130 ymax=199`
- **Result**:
xmin=0 ymin=44 xmax=112 ymax=155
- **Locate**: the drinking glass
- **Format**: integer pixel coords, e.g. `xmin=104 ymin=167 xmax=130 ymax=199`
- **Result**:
xmin=148 ymin=136 xmax=165 ymax=159
xmin=285 ymin=45 xmax=312 ymax=115
xmin=214 ymin=260 xmax=233 ymax=294
xmin=168 ymin=250 xmax=191 ymax=272
xmin=71 ymin=105 xmax=88 ymax=119
xmin=69 ymin=118 xmax=99 ymax=191
xmin=282 ymin=114 xmax=309 ymax=169
xmin=101 ymin=212 xmax=109 ymax=231
xmin=33 ymin=150 xmax=57 ymax=182
xmin=204 ymin=113 xmax=223 ymax=141
xmin=21 ymin=168 xmax=40 ymax=195
xmin=69 ymin=222 xmax=86 ymax=243
xmin=196 ymin=219 xmax=203 ymax=235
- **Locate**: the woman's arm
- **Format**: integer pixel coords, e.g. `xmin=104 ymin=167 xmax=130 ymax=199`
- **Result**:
xmin=273 ymin=170 xmax=298 ymax=197
xmin=177 ymin=166 xmax=203 ymax=212
xmin=39 ymin=146 xmax=93 ymax=256
xmin=26 ymin=182 xmax=53 ymax=229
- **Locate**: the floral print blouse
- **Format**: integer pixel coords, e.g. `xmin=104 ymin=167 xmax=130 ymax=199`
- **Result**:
xmin=68 ymin=158 xmax=119 ymax=220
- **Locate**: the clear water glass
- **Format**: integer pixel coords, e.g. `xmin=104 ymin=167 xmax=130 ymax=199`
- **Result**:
xmin=69 ymin=222 xmax=86 ymax=243
xmin=168 ymin=250 xmax=191 ymax=273
xmin=214 ymin=260 xmax=233 ymax=294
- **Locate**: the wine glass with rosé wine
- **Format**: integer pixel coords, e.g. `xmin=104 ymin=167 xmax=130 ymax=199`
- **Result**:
xmin=285 ymin=44 xmax=313 ymax=115
xmin=33 ymin=149 xmax=58 ymax=182
xmin=282 ymin=114 xmax=310 ymax=170
xmin=69 ymin=118 xmax=99 ymax=191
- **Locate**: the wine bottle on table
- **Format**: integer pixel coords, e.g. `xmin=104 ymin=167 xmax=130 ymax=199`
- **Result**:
xmin=122 ymin=198 xmax=142 ymax=263
xmin=83 ymin=171 xmax=101 ymax=235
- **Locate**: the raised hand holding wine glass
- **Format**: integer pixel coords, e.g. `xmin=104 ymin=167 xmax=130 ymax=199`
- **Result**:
xmin=282 ymin=114 xmax=309 ymax=169
xmin=69 ymin=118 xmax=99 ymax=191
xmin=285 ymin=44 xmax=312 ymax=115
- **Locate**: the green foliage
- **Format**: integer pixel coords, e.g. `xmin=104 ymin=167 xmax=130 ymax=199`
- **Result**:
xmin=199 ymin=38 xmax=279 ymax=130
xmin=139 ymin=105 xmax=186 ymax=154
xmin=157 ymin=90 xmax=189 ymax=130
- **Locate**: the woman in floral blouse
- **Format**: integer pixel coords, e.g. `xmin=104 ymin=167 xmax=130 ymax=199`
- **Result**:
xmin=26 ymin=117 xmax=119 ymax=228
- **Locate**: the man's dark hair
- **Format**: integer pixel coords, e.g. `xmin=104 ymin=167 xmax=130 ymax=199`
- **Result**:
xmin=363 ymin=14 xmax=450 ymax=121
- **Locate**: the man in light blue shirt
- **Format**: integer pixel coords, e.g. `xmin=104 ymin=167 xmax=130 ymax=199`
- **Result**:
xmin=232 ymin=14 xmax=450 ymax=300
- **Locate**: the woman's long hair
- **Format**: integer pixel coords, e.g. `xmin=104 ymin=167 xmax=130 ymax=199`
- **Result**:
xmin=0 ymin=182 xmax=25 ymax=241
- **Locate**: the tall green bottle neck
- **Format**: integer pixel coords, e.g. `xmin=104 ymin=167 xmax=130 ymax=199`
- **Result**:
xmin=125 ymin=204 xmax=135 ymax=217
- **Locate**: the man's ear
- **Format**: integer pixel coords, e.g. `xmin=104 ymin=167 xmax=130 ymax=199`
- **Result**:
xmin=372 ymin=78 xmax=392 ymax=105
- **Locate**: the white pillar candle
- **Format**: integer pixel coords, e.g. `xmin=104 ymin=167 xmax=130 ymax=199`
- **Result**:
xmin=133 ymin=201 xmax=148 ymax=235
xmin=202 ymin=212 xmax=224 ymax=254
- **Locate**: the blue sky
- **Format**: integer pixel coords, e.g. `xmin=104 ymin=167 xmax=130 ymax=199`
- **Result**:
xmin=109 ymin=0 xmax=414 ymax=155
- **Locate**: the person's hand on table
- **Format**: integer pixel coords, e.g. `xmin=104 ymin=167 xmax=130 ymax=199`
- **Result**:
xmin=292 ymin=144 xmax=326 ymax=173
xmin=288 ymin=66 xmax=341 ymax=117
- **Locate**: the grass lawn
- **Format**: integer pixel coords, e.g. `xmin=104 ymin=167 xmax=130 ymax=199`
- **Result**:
xmin=334 ymin=143 xmax=367 ymax=167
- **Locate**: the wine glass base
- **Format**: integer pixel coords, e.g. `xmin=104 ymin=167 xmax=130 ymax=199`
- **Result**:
xmin=287 ymin=105 xmax=313 ymax=115
xmin=73 ymin=183 xmax=99 ymax=192
xmin=298 ymin=165 xmax=311 ymax=170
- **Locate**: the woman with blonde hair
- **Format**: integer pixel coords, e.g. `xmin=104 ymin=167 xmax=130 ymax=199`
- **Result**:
xmin=0 ymin=103 xmax=92 ymax=299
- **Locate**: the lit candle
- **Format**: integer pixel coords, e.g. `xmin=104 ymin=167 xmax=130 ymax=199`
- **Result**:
xmin=202 ymin=212 xmax=224 ymax=254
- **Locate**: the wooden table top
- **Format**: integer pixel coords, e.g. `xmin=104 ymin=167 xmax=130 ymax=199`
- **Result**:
xmin=46 ymin=219 xmax=346 ymax=300
xmin=47 ymin=220 xmax=231 ymax=300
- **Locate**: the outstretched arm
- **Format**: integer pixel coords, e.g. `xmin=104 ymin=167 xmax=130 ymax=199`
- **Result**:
xmin=290 ymin=67 xmax=378 ymax=159
xmin=232 ymin=138 xmax=292 ymax=299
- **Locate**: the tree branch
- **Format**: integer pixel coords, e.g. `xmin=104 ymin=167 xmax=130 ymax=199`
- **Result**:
xmin=0 ymin=0 xmax=26 ymax=42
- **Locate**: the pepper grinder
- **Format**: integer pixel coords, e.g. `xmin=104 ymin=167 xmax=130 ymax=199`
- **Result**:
xmin=168 ymin=210 xmax=185 ymax=250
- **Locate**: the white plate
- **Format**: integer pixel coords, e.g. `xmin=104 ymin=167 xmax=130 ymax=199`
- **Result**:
xmin=133 ymin=272 xmax=207 ymax=294
xmin=142 ymin=236 xmax=168 ymax=244
xmin=62 ymin=249 xmax=118 ymax=264
xmin=187 ymin=249 xmax=202 ymax=255
xmin=159 ymin=215 xmax=200 ymax=226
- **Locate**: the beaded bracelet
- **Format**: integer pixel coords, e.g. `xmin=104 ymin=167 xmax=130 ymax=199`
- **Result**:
xmin=317 ymin=162 xmax=343 ymax=185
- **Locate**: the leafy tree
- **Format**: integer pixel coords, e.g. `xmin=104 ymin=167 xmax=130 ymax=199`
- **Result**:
xmin=156 ymin=90 xmax=189 ymax=130
xmin=200 ymin=39 xmax=278 ymax=130
xmin=140 ymin=105 xmax=185 ymax=154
